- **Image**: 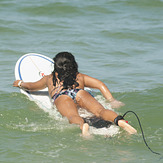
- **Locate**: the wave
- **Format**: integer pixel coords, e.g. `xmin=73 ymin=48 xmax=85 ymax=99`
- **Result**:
xmin=17 ymin=2 xmax=83 ymax=16
xmin=123 ymin=0 xmax=163 ymax=7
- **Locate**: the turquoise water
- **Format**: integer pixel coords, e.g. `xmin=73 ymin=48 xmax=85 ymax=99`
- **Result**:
xmin=0 ymin=0 xmax=163 ymax=162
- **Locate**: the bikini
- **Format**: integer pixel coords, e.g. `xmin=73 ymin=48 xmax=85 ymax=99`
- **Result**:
xmin=52 ymin=88 xmax=82 ymax=103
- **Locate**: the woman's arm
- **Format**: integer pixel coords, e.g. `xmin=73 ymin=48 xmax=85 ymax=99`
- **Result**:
xmin=13 ymin=76 xmax=48 ymax=91
xmin=82 ymin=73 xmax=125 ymax=108
xmin=82 ymin=74 xmax=114 ymax=101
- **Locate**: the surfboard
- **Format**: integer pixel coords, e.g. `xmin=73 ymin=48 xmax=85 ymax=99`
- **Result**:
xmin=15 ymin=53 xmax=54 ymax=110
xmin=14 ymin=53 xmax=116 ymax=132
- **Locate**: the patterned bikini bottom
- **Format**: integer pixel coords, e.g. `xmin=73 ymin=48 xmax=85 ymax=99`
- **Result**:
xmin=52 ymin=88 xmax=82 ymax=103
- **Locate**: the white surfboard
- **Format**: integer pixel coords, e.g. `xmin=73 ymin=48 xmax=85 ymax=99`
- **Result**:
xmin=15 ymin=53 xmax=54 ymax=110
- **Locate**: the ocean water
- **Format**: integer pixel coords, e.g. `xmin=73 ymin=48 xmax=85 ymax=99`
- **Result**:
xmin=0 ymin=0 xmax=163 ymax=162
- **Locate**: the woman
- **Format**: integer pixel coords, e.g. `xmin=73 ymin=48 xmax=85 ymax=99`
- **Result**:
xmin=13 ymin=52 xmax=137 ymax=136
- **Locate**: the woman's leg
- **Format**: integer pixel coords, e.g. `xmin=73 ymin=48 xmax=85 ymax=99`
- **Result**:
xmin=76 ymin=90 xmax=118 ymax=121
xmin=54 ymin=95 xmax=89 ymax=136
xmin=76 ymin=90 xmax=137 ymax=134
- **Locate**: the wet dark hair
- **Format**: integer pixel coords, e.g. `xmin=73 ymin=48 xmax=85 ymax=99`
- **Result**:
xmin=52 ymin=52 xmax=79 ymax=89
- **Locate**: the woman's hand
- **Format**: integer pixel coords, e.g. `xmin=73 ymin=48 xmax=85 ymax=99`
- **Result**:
xmin=13 ymin=76 xmax=47 ymax=91
xmin=13 ymin=80 xmax=22 ymax=87
xmin=109 ymin=99 xmax=125 ymax=109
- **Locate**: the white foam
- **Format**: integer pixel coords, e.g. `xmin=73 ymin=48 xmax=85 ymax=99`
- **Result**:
xmin=12 ymin=122 xmax=56 ymax=132
xmin=90 ymin=125 xmax=119 ymax=136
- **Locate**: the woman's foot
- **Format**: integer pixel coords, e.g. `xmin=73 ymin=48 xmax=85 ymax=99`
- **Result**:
xmin=82 ymin=123 xmax=90 ymax=136
xmin=118 ymin=120 xmax=137 ymax=134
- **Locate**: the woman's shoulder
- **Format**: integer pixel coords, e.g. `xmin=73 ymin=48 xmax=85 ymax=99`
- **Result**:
xmin=77 ymin=73 xmax=86 ymax=80
xmin=44 ymin=74 xmax=53 ymax=84
xmin=77 ymin=73 xmax=91 ymax=79
xmin=77 ymin=73 xmax=92 ymax=84
xmin=76 ymin=73 xmax=85 ymax=87
xmin=47 ymin=74 xmax=53 ymax=78
xmin=42 ymin=74 xmax=52 ymax=80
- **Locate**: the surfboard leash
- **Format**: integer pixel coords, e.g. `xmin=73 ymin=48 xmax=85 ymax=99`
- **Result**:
xmin=29 ymin=56 xmax=45 ymax=77
xmin=122 ymin=111 xmax=162 ymax=158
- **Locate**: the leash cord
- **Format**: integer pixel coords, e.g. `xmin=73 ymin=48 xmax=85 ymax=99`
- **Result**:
xmin=122 ymin=111 xmax=161 ymax=156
